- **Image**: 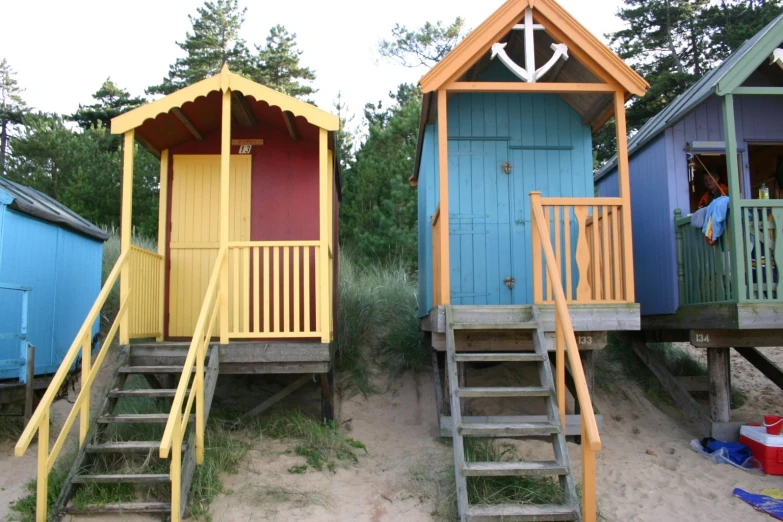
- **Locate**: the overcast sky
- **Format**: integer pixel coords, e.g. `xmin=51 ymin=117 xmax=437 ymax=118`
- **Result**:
xmin=2 ymin=0 xmax=625 ymax=123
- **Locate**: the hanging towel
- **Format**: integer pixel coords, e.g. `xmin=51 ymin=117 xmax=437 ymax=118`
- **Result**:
xmin=703 ymin=196 xmax=730 ymax=246
xmin=690 ymin=206 xmax=708 ymax=228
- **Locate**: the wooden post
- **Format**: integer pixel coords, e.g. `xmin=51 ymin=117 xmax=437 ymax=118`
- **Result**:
xmin=219 ymin=90 xmax=231 ymax=344
xmin=24 ymin=344 xmax=34 ymax=425
xmin=613 ymin=91 xmax=635 ymax=302
xmin=437 ymin=90 xmax=450 ymax=305
xmin=36 ymin=408 xmax=49 ymax=522
xmin=157 ymin=149 xmax=169 ymax=341
xmin=531 ymin=192 xmax=543 ymax=303
xmin=581 ymin=419 xmax=597 ymax=522
xmin=707 ymin=347 xmax=732 ymax=423
xmin=722 ymin=94 xmax=746 ymax=302
xmin=79 ymin=334 xmax=90 ymax=445
xmin=120 ymin=130 xmax=134 ymax=344
xmin=319 ymin=128 xmax=330 ymax=343
xmin=674 ymin=209 xmax=685 ymax=306
xmin=555 ymin=314 xmax=566 ymax=430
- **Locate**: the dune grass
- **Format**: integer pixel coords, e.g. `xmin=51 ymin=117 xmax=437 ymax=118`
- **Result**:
xmin=255 ymin=409 xmax=366 ymax=474
xmin=336 ymin=249 xmax=428 ymax=394
xmin=597 ymin=335 xmax=747 ymax=408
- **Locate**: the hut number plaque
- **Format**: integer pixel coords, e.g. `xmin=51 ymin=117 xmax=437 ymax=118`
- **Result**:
xmin=233 ymin=138 xmax=264 ymax=154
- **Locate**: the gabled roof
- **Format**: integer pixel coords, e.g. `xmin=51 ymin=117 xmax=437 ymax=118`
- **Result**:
xmin=0 ymin=176 xmax=109 ymax=242
xmin=595 ymin=12 xmax=783 ymax=182
xmin=111 ymin=65 xmax=339 ymax=138
xmin=419 ymin=0 xmax=648 ymax=96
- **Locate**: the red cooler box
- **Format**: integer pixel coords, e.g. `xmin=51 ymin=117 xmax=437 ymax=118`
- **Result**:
xmin=739 ymin=425 xmax=783 ymax=475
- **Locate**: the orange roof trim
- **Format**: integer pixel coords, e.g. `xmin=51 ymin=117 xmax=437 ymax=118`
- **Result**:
xmin=111 ymin=65 xmax=339 ymax=135
xmin=419 ymin=0 xmax=648 ymax=96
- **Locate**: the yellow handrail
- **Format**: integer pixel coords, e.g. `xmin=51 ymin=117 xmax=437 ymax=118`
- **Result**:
xmin=15 ymin=250 xmax=131 ymax=522
xmin=160 ymin=246 xmax=226 ymax=522
xmin=531 ymin=192 xmax=601 ymax=522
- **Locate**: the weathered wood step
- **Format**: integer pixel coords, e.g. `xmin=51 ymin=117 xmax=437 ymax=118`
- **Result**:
xmin=463 ymin=461 xmax=568 ymax=477
xmin=466 ymin=503 xmax=577 ymax=522
xmin=97 ymin=413 xmax=193 ymax=424
xmin=86 ymin=441 xmax=185 ymax=453
xmin=119 ymin=366 xmax=196 ymax=374
xmin=459 ymin=422 xmax=559 ymax=437
xmin=455 ymin=353 xmax=545 ymax=363
xmin=72 ymin=473 xmax=170 ymax=484
xmin=458 ymin=386 xmax=549 ymax=398
xmin=65 ymin=502 xmax=171 ymax=515
xmin=108 ymin=388 xmax=182 ymax=398
xmin=451 ymin=322 xmax=538 ymax=331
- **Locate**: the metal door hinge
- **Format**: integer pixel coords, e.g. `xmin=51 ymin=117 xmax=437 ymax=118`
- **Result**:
xmin=504 ymin=276 xmax=515 ymax=289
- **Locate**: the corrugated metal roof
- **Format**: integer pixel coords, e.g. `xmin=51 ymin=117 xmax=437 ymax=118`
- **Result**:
xmin=595 ymin=12 xmax=783 ymax=182
xmin=0 ymin=176 xmax=109 ymax=241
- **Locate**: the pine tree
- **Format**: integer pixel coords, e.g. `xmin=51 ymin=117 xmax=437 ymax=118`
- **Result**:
xmin=333 ymin=92 xmax=355 ymax=173
xmin=252 ymin=25 xmax=316 ymax=99
xmin=0 ymin=58 xmax=27 ymax=176
xmin=71 ymin=78 xmax=146 ymax=131
xmin=147 ymin=0 xmax=251 ymax=95
xmin=379 ymin=18 xmax=466 ymax=68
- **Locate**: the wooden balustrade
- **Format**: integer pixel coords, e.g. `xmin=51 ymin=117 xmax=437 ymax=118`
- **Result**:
xmin=675 ymin=210 xmax=734 ymax=305
xmin=128 ymin=246 xmax=163 ymax=338
xmin=534 ymin=197 xmax=630 ymax=304
xmin=226 ymin=241 xmax=324 ymax=338
xmin=739 ymin=201 xmax=783 ymax=302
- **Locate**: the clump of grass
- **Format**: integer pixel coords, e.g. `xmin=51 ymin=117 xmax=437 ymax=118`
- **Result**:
xmin=257 ymin=409 xmax=366 ymax=473
xmin=336 ymin=248 xmax=428 ymax=394
xmin=598 ymin=335 xmax=747 ymax=408
xmin=464 ymin=439 xmax=564 ymax=506
xmin=9 ymin=455 xmax=71 ymax=521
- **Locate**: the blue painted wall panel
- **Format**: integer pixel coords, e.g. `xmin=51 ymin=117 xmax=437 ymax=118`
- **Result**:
xmin=417 ymin=92 xmax=594 ymax=313
xmin=0 ymin=207 xmax=103 ymax=379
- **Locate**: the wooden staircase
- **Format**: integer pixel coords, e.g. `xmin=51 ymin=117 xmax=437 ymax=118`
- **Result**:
xmin=444 ymin=306 xmax=579 ymax=522
xmin=52 ymin=343 xmax=219 ymax=520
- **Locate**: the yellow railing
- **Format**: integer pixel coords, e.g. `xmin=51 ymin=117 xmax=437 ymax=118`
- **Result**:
xmin=160 ymin=247 xmax=225 ymax=522
xmin=534 ymin=196 xmax=632 ymax=304
xmin=128 ymin=246 xmax=164 ymax=338
xmin=226 ymin=241 xmax=326 ymax=339
xmin=14 ymin=250 xmax=132 ymax=522
xmin=531 ymin=192 xmax=601 ymax=522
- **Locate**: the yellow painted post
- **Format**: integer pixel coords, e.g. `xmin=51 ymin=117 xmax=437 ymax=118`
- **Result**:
xmin=196 ymin=337 xmax=204 ymax=464
xmin=531 ymin=192 xmax=542 ymax=303
xmin=120 ymin=130 xmax=134 ymax=344
xmin=582 ymin=418 xmax=597 ymax=522
xmin=318 ymin=129 xmax=330 ymax=342
xmin=613 ymin=91 xmax=635 ymax=302
xmin=157 ymin=150 xmax=169 ymax=341
xmin=437 ymin=90 xmax=450 ymax=305
xmin=36 ymin=409 xmax=49 ymax=522
xmin=170 ymin=419 xmax=181 ymax=522
xmin=219 ymin=90 xmax=231 ymax=344
xmin=79 ymin=334 xmax=90 ymax=445
xmin=327 ymin=150 xmax=334 ymax=339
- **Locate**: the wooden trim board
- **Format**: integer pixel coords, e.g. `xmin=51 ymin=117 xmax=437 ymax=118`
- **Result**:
xmin=439 ymin=414 xmax=603 ymax=438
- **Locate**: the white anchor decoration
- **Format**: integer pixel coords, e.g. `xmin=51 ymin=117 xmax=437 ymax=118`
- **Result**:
xmin=491 ymin=8 xmax=569 ymax=83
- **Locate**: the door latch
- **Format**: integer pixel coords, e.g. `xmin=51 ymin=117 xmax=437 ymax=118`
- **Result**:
xmin=504 ymin=276 xmax=515 ymax=289
xmin=501 ymin=162 xmax=512 ymax=174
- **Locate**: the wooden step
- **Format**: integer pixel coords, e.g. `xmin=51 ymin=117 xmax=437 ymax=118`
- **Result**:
xmin=451 ymin=322 xmax=538 ymax=331
xmin=463 ymin=461 xmax=568 ymax=477
xmin=455 ymin=353 xmax=545 ymax=363
xmin=97 ymin=413 xmax=193 ymax=424
xmin=108 ymin=388 xmax=182 ymax=398
xmin=119 ymin=366 xmax=195 ymax=374
xmin=65 ymin=502 xmax=171 ymax=515
xmin=466 ymin=503 xmax=577 ymax=522
xmin=72 ymin=473 xmax=170 ymax=484
xmin=459 ymin=422 xmax=560 ymax=437
xmin=86 ymin=441 xmax=185 ymax=453
xmin=458 ymin=386 xmax=549 ymax=398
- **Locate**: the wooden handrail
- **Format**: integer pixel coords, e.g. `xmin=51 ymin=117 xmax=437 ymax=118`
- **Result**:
xmin=431 ymin=204 xmax=441 ymax=226
xmin=15 ymin=250 xmax=132 ymax=522
xmin=531 ymin=192 xmax=601 ymax=522
xmin=539 ymin=196 xmax=623 ymax=206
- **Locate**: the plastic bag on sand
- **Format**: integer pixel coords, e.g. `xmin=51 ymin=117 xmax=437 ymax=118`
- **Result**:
xmin=690 ymin=439 xmax=763 ymax=472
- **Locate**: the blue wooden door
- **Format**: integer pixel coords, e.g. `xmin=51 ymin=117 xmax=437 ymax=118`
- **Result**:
xmin=449 ymin=140 xmax=513 ymax=305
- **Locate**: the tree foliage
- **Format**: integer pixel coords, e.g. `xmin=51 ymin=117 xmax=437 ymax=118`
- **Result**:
xmin=596 ymin=0 xmax=783 ymax=167
xmin=0 ymin=58 xmax=27 ymax=176
xmin=148 ymin=0 xmax=251 ymax=95
xmin=70 ymin=78 xmax=146 ymax=132
xmin=379 ymin=18 xmax=466 ymax=68
xmin=250 ymin=25 xmax=316 ymax=99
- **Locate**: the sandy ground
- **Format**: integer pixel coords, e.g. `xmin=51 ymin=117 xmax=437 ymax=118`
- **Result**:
xmin=3 ymin=345 xmax=783 ymax=521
